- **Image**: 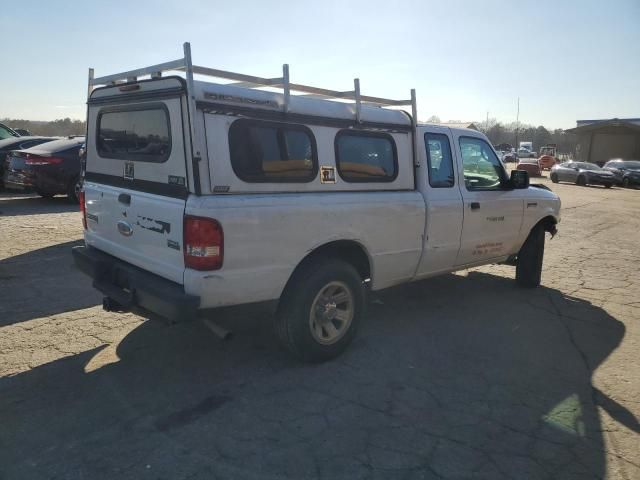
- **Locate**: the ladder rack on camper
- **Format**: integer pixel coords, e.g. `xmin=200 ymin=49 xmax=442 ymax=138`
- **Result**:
xmin=88 ymin=42 xmax=420 ymax=172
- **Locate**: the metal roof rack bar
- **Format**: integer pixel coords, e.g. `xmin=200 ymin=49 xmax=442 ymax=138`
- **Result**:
xmin=282 ymin=64 xmax=290 ymax=114
xmin=189 ymin=65 xmax=285 ymax=86
xmin=354 ymin=79 xmax=362 ymax=123
xmin=88 ymin=43 xmax=414 ymax=111
xmin=91 ymin=58 xmax=186 ymax=86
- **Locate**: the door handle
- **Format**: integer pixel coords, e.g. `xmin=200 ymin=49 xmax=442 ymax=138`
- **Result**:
xmin=118 ymin=193 xmax=131 ymax=206
xmin=470 ymin=202 xmax=480 ymax=210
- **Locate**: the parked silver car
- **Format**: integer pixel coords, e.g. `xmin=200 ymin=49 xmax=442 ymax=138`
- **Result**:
xmin=550 ymin=161 xmax=615 ymax=188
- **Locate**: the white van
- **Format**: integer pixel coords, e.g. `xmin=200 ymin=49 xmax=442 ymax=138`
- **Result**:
xmin=73 ymin=43 xmax=560 ymax=362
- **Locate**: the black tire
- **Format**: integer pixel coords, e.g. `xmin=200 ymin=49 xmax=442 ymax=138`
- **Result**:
xmin=576 ymin=175 xmax=587 ymax=186
xmin=275 ymin=259 xmax=365 ymax=363
xmin=622 ymin=177 xmax=630 ymax=188
xmin=35 ymin=189 xmax=55 ymax=199
xmin=67 ymin=176 xmax=81 ymax=203
xmin=550 ymin=173 xmax=558 ymax=183
xmin=516 ymin=225 xmax=545 ymax=288
xmin=604 ymin=183 xmax=612 ymax=189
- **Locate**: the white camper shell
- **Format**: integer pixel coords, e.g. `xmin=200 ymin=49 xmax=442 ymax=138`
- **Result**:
xmin=74 ymin=43 xmax=560 ymax=362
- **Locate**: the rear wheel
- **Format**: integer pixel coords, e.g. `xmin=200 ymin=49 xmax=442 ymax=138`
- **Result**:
xmin=576 ymin=175 xmax=587 ymax=186
xmin=275 ymin=259 xmax=364 ymax=362
xmin=604 ymin=183 xmax=612 ymax=189
xmin=550 ymin=173 xmax=558 ymax=183
xmin=516 ymin=224 xmax=545 ymax=288
xmin=622 ymin=177 xmax=630 ymax=188
xmin=67 ymin=176 xmax=82 ymax=203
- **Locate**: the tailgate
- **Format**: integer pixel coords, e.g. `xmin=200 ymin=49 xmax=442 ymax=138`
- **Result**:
xmin=84 ymin=89 xmax=189 ymax=285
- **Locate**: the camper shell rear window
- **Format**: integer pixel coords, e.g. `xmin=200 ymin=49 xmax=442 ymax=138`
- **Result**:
xmin=96 ymin=104 xmax=171 ymax=163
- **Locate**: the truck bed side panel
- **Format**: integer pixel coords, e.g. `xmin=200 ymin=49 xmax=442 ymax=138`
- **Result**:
xmin=184 ymin=191 xmax=425 ymax=308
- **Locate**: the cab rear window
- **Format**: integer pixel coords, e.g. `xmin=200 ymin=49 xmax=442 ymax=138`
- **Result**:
xmin=97 ymin=105 xmax=171 ymax=163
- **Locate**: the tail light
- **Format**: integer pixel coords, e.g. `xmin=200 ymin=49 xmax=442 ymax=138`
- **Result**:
xmin=183 ymin=215 xmax=224 ymax=271
xmin=79 ymin=190 xmax=87 ymax=229
xmin=25 ymin=154 xmax=64 ymax=165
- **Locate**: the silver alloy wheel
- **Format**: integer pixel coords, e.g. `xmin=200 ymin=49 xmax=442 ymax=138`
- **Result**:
xmin=309 ymin=281 xmax=354 ymax=345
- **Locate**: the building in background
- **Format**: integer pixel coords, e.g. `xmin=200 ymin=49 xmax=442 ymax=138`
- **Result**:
xmin=437 ymin=122 xmax=479 ymax=131
xmin=566 ymin=118 xmax=640 ymax=166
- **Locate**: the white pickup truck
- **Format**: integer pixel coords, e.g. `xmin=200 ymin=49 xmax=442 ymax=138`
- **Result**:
xmin=73 ymin=44 xmax=560 ymax=362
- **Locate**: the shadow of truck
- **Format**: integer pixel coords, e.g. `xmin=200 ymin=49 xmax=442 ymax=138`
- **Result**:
xmin=0 ymin=270 xmax=633 ymax=479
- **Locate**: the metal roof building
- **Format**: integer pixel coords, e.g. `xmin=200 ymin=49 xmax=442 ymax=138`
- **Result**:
xmin=437 ymin=122 xmax=479 ymax=131
xmin=566 ymin=118 xmax=640 ymax=165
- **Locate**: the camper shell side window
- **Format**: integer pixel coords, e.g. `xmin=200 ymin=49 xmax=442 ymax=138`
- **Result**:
xmin=334 ymin=130 xmax=398 ymax=183
xmin=228 ymin=118 xmax=318 ymax=183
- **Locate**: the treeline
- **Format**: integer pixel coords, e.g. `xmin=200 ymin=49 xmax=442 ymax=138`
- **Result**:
xmin=475 ymin=119 xmax=577 ymax=154
xmin=4 ymin=116 xmax=578 ymax=155
xmin=1 ymin=118 xmax=86 ymax=137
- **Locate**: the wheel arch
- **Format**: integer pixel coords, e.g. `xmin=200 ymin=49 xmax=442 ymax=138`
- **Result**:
xmin=535 ymin=215 xmax=558 ymax=237
xmin=281 ymin=240 xmax=372 ymax=296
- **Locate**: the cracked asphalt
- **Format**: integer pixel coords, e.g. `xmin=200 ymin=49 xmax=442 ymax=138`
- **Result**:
xmin=0 ymin=180 xmax=639 ymax=480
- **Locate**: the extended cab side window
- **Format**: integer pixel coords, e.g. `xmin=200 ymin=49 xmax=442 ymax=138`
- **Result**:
xmin=459 ymin=137 xmax=507 ymax=191
xmin=335 ymin=131 xmax=397 ymax=182
xmin=425 ymin=133 xmax=454 ymax=188
xmin=229 ymin=119 xmax=318 ymax=183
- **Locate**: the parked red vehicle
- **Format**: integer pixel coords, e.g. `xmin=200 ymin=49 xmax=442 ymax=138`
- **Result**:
xmin=516 ymin=158 xmax=542 ymax=177
xmin=538 ymin=144 xmax=558 ymax=170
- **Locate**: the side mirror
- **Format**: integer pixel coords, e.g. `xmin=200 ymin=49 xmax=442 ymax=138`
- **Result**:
xmin=510 ymin=169 xmax=529 ymax=189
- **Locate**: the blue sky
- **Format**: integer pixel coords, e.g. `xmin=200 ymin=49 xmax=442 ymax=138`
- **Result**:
xmin=1 ymin=0 xmax=638 ymax=129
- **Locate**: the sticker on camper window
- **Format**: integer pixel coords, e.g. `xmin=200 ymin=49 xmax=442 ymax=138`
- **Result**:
xmin=320 ymin=166 xmax=336 ymax=184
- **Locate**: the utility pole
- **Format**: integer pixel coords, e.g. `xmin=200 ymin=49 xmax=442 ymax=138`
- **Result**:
xmin=515 ymin=97 xmax=520 ymax=150
xmin=486 ymin=111 xmax=489 ymax=132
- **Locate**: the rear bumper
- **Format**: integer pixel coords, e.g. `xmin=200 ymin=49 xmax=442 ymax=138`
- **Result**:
xmin=3 ymin=172 xmax=34 ymax=190
xmin=72 ymin=245 xmax=199 ymax=322
xmin=3 ymin=168 xmax=68 ymax=193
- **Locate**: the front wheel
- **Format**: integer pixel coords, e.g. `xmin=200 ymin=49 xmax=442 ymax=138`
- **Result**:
xmin=275 ymin=259 xmax=365 ymax=362
xmin=550 ymin=173 xmax=558 ymax=183
xmin=622 ymin=178 xmax=630 ymax=188
xmin=516 ymin=225 xmax=545 ymax=288
xmin=604 ymin=183 xmax=612 ymax=189
xmin=576 ymin=175 xmax=587 ymax=186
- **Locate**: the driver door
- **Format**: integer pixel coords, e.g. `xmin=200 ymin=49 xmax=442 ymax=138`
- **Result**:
xmin=453 ymin=134 xmax=524 ymax=266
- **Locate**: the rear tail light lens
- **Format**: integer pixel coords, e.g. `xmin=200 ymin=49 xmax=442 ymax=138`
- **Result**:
xmin=25 ymin=154 xmax=64 ymax=165
xmin=79 ymin=190 xmax=87 ymax=229
xmin=183 ymin=215 xmax=224 ymax=271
